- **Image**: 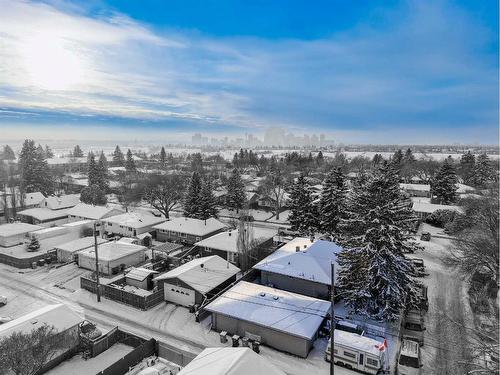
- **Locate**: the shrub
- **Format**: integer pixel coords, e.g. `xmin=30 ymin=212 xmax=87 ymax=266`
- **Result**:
xmin=425 ymin=209 xmax=457 ymax=228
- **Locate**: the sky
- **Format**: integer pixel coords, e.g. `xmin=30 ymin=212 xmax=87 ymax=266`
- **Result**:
xmin=0 ymin=0 xmax=498 ymax=144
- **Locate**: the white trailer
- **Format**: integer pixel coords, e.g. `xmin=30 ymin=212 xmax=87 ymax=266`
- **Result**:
xmin=325 ymin=330 xmax=386 ymax=374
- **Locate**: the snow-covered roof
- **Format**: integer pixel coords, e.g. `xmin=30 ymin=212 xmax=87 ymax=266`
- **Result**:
xmin=67 ymin=203 xmax=123 ymax=220
xmin=400 ymin=183 xmax=430 ymax=192
xmin=0 ymin=222 xmax=43 ymax=237
xmin=18 ymin=207 xmax=70 ymax=221
xmin=42 ymin=194 xmax=80 ymax=210
xmin=78 ymin=241 xmax=146 ymax=261
xmin=24 ymin=192 xmax=45 ymax=205
xmin=155 ymin=255 xmax=239 ymax=294
xmin=456 ymin=183 xmax=475 ymax=194
xmin=334 ymin=330 xmax=384 ymax=357
xmin=153 ymin=217 xmax=227 ymax=236
xmin=411 ymin=199 xmax=463 ymax=214
xmin=105 ymin=212 xmax=165 ymax=229
xmin=63 ymin=219 xmax=93 ymax=227
xmin=205 ymin=281 xmax=330 ymax=340
xmin=195 ymin=228 xmax=276 ymax=254
xmin=178 ymin=347 xmax=286 ymax=375
xmin=253 ymin=238 xmax=342 ymax=285
xmin=0 ymin=304 xmax=82 ymax=339
xmin=153 ymin=241 xmax=183 ymax=254
xmin=126 ymin=267 xmax=159 ymax=281
xmin=46 ymin=157 xmax=87 ymax=165
xmin=54 ymin=236 xmax=108 ymax=253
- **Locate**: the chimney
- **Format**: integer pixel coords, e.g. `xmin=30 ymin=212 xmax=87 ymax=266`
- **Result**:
xmin=228 ymin=232 xmax=232 ymax=237
xmin=295 ymin=246 xmax=300 ymax=252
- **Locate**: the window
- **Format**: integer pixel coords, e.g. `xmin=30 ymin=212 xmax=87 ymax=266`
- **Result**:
xmin=366 ymin=358 xmax=378 ymax=367
xmin=195 ymin=237 xmax=201 ymax=241
xmin=181 ymin=232 xmax=187 ymax=238
xmin=399 ymin=355 xmax=419 ymax=368
xmin=343 ymin=351 xmax=356 ymax=359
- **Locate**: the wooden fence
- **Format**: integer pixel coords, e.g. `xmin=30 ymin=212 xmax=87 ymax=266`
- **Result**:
xmin=81 ymin=276 xmax=164 ymax=310
xmin=97 ymin=338 xmax=156 ymax=375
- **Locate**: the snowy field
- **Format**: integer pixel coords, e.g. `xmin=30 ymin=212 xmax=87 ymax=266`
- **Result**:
xmin=45 ymin=343 xmax=133 ymax=375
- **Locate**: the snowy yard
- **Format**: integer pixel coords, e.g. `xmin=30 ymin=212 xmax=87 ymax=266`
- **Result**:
xmin=45 ymin=343 xmax=134 ymax=375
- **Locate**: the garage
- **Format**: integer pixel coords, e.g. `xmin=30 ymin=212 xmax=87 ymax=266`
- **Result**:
xmin=163 ymin=283 xmax=195 ymax=307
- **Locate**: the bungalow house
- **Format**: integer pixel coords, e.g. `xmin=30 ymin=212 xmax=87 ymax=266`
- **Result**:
xmin=153 ymin=217 xmax=227 ymax=245
xmin=194 ymin=227 xmax=276 ymax=265
xmin=400 ymin=183 xmax=431 ymax=198
xmin=77 ymin=241 xmax=146 ymax=275
xmin=178 ymin=347 xmax=286 ymax=375
xmin=0 ymin=191 xmax=44 ymax=217
xmin=154 ymin=255 xmax=240 ymax=307
xmin=18 ymin=194 xmax=80 ymax=227
xmin=40 ymin=194 xmax=81 ymax=210
xmin=0 ymin=222 xmax=43 ymax=247
xmin=103 ymin=212 xmax=165 ymax=238
xmin=67 ymin=203 xmax=124 ymax=223
xmin=253 ymin=238 xmax=342 ymax=300
xmin=205 ymin=281 xmax=331 ymax=358
xmin=411 ymin=198 xmax=463 ymax=219
xmin=0 ymin=304 xmax=82 ymax=373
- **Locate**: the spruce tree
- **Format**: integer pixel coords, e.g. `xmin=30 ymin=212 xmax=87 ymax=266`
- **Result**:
xmin=125 ymin=149 xmax=136 ymax=173
xmin=319 ymin=167 xmax=347 ymax=239
xmin=288 ymin=175 xmax=318 ymax=235
xmin=184 ymin=172 xmax=202 ymax=218
xmin=2 ymin=145 xmax=15 ymax=160
xmin=44 ymin=145 xmax=54 ymax=158
xmin=160 ymin=147 xmax=166 ymax=167
xmin=73 ymin=145 xmax=84 ymax=157
xmin=97 ymin=152 xmax=109 ymax=191
xmin=19 ymin=139 xmax=53 ymax=195
xmin=337 ymin=162 xmax=420 ymax=321
xmin=113 ymin=146 xmax=125 ymax=166
xmin=227 ymin=168 xmax=246 ymax=213
xmin=87 ymin=152 xmax=99 ymax=187
xmin=474 ymin=153 xmax=493 ymax=188
xmin=431 ymin=157 xmax=458 ymax=204
xmin=199 ymin=178 xmax=218 ymax=220
xmin=459 ymin=151 xmax=476 ymax=185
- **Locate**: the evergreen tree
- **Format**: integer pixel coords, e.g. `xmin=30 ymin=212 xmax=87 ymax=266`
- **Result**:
xmin=391 ymin=149 xmax=404 ymax=170
xmin=160 ymin=146 xmax=166 ymax=167
xmin=316 ymin=151 xmax=324 ymax=166
xmin=19 ymin=139 xmax=52 ymax=195
xmin=44 ymin=145 xmax=54 ymax=158
xmin=97 ymin=152 xmax=109 ymax=191
xmin=198 ymin=178 xmax=218 ymax=220
xmin=125 ymin=149 xmax=136 ymax=173
xmin=288 ymin=175 xmax=318 ymax=235
xmin=80 ymin=185 xmax=107 ymax=205
xmin=184 ymin=172 xmax=202 ymax=218
xmin=226 ymin=168 xmax=246 ymax=213
xmin=372 ymin=153 xmax=383 ymax=166
xmin=72 ymin=145 xmax=84 ymax=157
xmin=87 ymin=152 xmax=99 ymax=187
xmin=431 ymin=157 xmax=458 ymax=204
xmin=112 ymin=146 xmax=125 ymax=166
xmin=319 ymin=167 xmax=347 ymax=239
xmin=459 ymin=151 xmax=476 ymax=185
xmin=2 ymin=145 xmax=15 ymax=160
xmin=474 ymin=153 xmax=493 ymax=188
xmin=337 ymin=163 xmax=420 ymax=321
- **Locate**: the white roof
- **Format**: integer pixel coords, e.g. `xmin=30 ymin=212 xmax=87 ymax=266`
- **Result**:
xmin=78 ymin=241 xmax=146 ymax=261
xmin=195 ymin=228 xmax=276 ymax=254
xmin=334 ymin=330 xmax=384 ymax=357
xmin=105 ymin=212 xmax=165 ymax=229
xmin=47 ymin=157 xmax=87 ymax=165
xmin=254 ymin=238 xmax=342 ymax=285
xmin=0 ymin=304 xmax=82 ymax=339
xmin=153 ymin=217 xmax=227 ymax=236
xmin=155 ymin=255 xmax=240 ymax=294
xmin=205 ymin=281 xmax=330 ymax=340
xmin=411 ymin=200 xmax=463 ymax=214
xmin=54 ymin=236 xmax=108 ymax=253
xmin=178 ymin=347 xmax=286 ymax=375
xmin=67 ymin=203 xmax=123 ymax=220
xmin=400 ymin=339 xmax=419 ymax=358
xmin=400 ymin=183 xmax=430 ymax=192
xmin=18 ymin=207 xmax=70 ymax=221
xmin=0 ymin=222 xmax=43 ymax=237
xmin=126 ymin=267 xmax=159 ymax=281
xmin=456 ymin=183 xmax=475 ymax=194
xmin=63 ymin=219 xmax=94 ymax=227
xmin=42 ymin=194 xmax=80 ymax=209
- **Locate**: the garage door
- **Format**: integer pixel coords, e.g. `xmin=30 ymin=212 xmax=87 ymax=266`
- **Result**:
xmin=164 ymin=283 xmax=195 ymax=307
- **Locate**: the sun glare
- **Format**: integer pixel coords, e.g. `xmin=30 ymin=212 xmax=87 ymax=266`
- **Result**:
xmin=21 ymin=34 xmax=85 ymax=91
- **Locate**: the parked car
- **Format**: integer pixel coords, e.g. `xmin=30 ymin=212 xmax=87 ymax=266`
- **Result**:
xmin=0 ymin=316 xmax=12 ymax=325
xmin=397 ymin=339 xmax=422 ymax=375
xmin=420 ymin=232 xmax=431 ymax=241
xmin=401 ymin=310 xmax=426 ymax=346
xmin=239 ymin=214 xmax=254 ymax=222
xmin=411 ymin=259 xmax=428 ymax=277
xmin=415 ymin=284 xmax=429 ymax=312
xmin=0 ymin=296 xmax=7 ymax=307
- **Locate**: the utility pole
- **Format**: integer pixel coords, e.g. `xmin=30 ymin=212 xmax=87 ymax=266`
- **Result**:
xmin=93 ymin=221 xmax=101 ymax=302
xmin=330 ymin=262 xmax=335 ymax=375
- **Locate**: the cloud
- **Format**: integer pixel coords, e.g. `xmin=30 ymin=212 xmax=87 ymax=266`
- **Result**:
xmin=0 ymin=0 xmax=497 ymax=143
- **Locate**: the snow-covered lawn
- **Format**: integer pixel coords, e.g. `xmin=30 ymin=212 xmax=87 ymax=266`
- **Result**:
xmin=266 ymin=209 xmax=290 ymax=224
xmin=46 ymin=343 xmax=133 ymax=375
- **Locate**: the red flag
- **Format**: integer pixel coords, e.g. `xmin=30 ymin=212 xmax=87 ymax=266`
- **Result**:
xmin=375 ymin=338 xmax=388 ymax=351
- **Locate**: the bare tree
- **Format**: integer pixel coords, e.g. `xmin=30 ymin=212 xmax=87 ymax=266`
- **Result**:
xmin=143 ymin=174 xmax=185 ymax=219
xmin=260 ymin=169 xmax=287 ymax=220
xmin=0 ymin=324 xmax=77 ymax=375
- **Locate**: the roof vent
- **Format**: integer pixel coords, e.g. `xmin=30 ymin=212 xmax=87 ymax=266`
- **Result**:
xmin=259 ymin=292 xmax=266 ymax=297
xmin=200 ymin=263 xmax=204 ymax=268
xmin=273 ymin=295 xmax=279 ymax=300
xmin=228 ymin=232 xmax=231 ymax=236
xmin=303 ymin=245 xmax=307 ymax=249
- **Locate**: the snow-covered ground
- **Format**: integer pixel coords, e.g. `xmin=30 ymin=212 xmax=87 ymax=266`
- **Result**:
xmin=45 ymin=343 xmax=133 ymax=375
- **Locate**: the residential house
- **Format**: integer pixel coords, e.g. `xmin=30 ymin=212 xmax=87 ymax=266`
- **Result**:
xmin=17 ymin=194 xmax=80 ymax=227
xmin=400 ymin=183 xmax=431 ymax=198
xmin=205 ymin=281 xmax=331 ymax=358
xmin=411 ymin=198 xmax=463 ymax=219
xmin=154 ymin=255 xmax=240 ymax=307
xmin=153 ymin=217 xmax=227 ymax=245
xmin=0 ymin=222 xmax=43 ymax=247
xmin=67 ymin=203 xmax=124 ymax=222
xmin=103 ymin=212 xmax=165 ymax=238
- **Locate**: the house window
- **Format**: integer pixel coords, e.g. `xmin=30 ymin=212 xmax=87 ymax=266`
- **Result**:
xmin=181 ymin=233 xmax=187 ymax=238
xmin=195 ymin=237 xmax=201 ymax=241
xmin=366 ymin=358 xmax=378 ymax=367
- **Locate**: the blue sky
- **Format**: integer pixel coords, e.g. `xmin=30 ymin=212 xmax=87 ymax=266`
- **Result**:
xmin=0 ymin=0 xmax=498 ymax=143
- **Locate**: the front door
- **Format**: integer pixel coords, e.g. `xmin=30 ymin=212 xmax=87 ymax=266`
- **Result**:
xmin=358 ymin=353 xmax=364 ymax=370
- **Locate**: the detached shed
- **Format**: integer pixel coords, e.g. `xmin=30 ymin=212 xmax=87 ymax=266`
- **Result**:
xmin=125 ymin=267 xmax=159 ymax=290
xmin=155 ymin=255 xmax=240 ymax=307
xmin=55 ymin=236 xmax=108 ymax=263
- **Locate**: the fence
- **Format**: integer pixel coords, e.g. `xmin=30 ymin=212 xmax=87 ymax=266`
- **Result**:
xmin=81 ymin=276 xmax=164 ymax=310
xmin=97 ymin=338 xmax=156 ymax=375
xmin=157 ymin=341 xmax=197 ymax=367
